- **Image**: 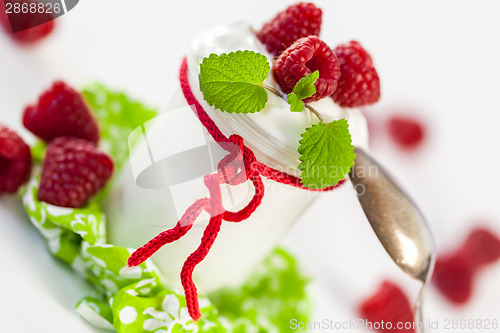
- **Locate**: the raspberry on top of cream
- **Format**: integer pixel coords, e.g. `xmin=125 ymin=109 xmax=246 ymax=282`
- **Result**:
xmin=187 ymin=21 xmax=369 ymax=174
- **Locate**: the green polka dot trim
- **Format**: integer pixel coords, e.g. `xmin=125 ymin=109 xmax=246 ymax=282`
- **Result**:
xmin=23 ymin=178 xmax=226 ymax=332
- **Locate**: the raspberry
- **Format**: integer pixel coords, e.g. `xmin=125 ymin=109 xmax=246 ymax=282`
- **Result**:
xmin=433 ymin=252 xmax=474 ymax=304
xmin=432 ymin=227 xmax=500 ymax=304
xmin=463 ymin=228 xmax=500 ymax=266
xmin=257 ymin=2 xmax=322 ymax=56
xmin=38 ymin=137 xmax=113 ymax=208
xmin=273 ymin=36 xmax=340 ymax=102
xmin=359 ymin=281 xmax=415 ymax=333
xmin=23 ymin=81 xmax=100 ymax=144
xmin=387 ymin=116 xmax=425 ymax=149
xmin=0 ymin=0 xmax=55 ymax=43
xmin=332 ymin=41 xmax=380 ymax=107
xmin=0 ymin=124 xmax=32 ymax=194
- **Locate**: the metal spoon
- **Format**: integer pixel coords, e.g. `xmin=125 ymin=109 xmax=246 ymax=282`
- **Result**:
xmin=349 ymin=147 xmax=435 ymax=332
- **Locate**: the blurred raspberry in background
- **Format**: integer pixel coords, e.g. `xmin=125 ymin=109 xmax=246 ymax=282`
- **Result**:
xmin=359 ymin=281 xmax=415 ymax=333
xmin=387 ymin=115 xmax=426 ymax=150
xmin=433 ymin=227 xmax=500 ymax=304
xmin=0 ymin=0 xmax=55 ymax=43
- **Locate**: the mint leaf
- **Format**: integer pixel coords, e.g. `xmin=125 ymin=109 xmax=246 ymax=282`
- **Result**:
xmin=292 ymin=70 xmax=319 ymax=100
xmin=199 ymin=50 xmax=270 ymax=114
xmin=287 ymin=93 xmax=305 ymax=112
xmin=298 ymin=119 xmax=355 ymax=189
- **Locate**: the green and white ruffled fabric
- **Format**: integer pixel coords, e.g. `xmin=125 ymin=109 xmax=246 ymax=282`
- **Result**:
xmin=23 ymin=177 xmax=225 ymax=332
xmin=21 ymin=84 xmax=310 ymax=332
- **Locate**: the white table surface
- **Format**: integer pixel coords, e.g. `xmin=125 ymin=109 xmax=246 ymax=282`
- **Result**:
xmin=1 ymin=1 xmax=500 ymax=332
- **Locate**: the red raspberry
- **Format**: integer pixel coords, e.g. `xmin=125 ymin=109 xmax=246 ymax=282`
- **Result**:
xmin=257 ymin=2 xmax=322 ymax=56
xmin=463 ymin=228 xmax=500 ymax=266
xmin=23 ymin=81 xmax=100 ymax=144
xmin=333 ymin=41 xmax=381 ymax=107
xmin=38 ymin=137 xmax=113 ymax=208
xmin=432 ymin=227 xmax=500 ymax=305
xmin=359 ymin=281 xmax=415 ymax=333
xmin=387 ymin=116 xmax=425 ymax=149
xmin=0 ymin=124 xmax=32 ymax=194
xmin=0 ymin=0 xmax=55 ymax=43
xmin=433 ymin=252 xmax=474 ymax=304
xmin=273 ymin=36 xmax=340 ymax=102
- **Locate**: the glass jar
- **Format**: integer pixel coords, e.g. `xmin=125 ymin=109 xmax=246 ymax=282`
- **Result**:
xmin=105 ymin=21 xmax=369 ymax=293
xmin=105 ymin=89 xmax=333 ymax=293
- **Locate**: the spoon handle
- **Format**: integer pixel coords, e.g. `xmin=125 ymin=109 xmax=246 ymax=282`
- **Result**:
xmin=349 ymin=147 xmax=435 ymax=331
xmin=414 ymin=282 xmax=427 ymax=333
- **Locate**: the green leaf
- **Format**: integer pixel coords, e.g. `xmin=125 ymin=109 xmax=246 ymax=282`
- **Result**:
xmin=287 ymin=93 xmax=305 ymax=112
xmin=30 ymin=140 xmax=46 ymax=164
xmin=298 ymin=119 xmax=356 ymax=189
xmin=292 ymin=70 xmax=319 ymax=100
xmin=199 ymin=50 xmax=270 ymax=114
xmin=82 ymin=83 xmax=158 ymax=202
xmin=82 ymin=83 xmax=157 ymax=171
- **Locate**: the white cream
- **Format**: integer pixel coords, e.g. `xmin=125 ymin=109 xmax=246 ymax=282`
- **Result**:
xmin=187 ymin=20 xmax=369 ymax=172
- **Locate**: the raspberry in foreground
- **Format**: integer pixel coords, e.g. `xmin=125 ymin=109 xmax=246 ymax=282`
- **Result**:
xmin=387 ymin=116 xmax=425 ymax=149
xmin=0 ymin=0 xmax=55 ymax=43
xmin=257 ymin=2 xmax=322 ymax=56
xmin=333 ymin=41 xmax=380 ymax=107
xmin=23 ymin=81 xmax=100 ymax=144
xmin=0 ymin=124 xmax=32 ymax=194
xmin=359 ymin=281 xmax=415 ymax=333
xmin=38 ymin=137 xmax=113 ymax=208
xmin=273 ymin=36 xmax=340 ymax=102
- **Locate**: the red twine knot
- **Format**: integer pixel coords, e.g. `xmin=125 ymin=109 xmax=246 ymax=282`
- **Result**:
xmin=128 ymin=57 xmax=343 ymax=321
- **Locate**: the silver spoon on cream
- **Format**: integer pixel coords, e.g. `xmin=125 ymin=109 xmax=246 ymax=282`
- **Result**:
xmin=349 ymin=147 xmax=435 ymax=333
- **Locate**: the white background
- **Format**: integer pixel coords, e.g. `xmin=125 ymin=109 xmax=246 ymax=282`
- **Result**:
xmin=1 ymin=0 xmax=500 ymax=332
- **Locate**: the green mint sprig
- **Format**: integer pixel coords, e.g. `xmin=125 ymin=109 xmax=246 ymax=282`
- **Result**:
xmin=199 ymin=51 xmax=355 ymax=188
xmin=287 ymin=71 xmax=319 ymax=112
